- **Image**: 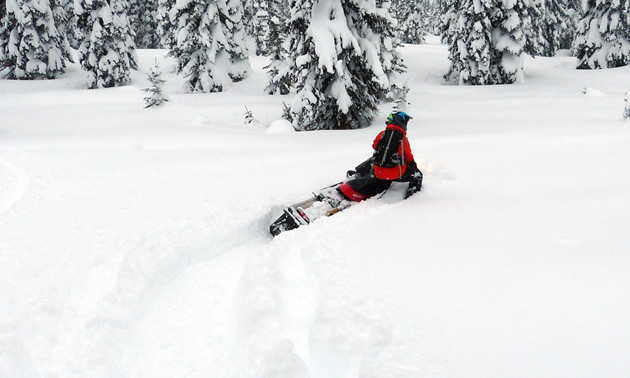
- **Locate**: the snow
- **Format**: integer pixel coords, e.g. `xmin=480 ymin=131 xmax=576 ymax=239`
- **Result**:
xmin=2 ymin=38 xmax=630 ymax=377
xmin=98 ymin=4 xmax=113 ymax=25
xmin=266 ymin=119 xmax=296 ymax=134
xmin=473 ymin=0 xmax=481 ymax=13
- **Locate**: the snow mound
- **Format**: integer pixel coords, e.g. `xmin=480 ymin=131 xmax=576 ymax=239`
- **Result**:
xmin=583 ymin=87 xmax=607 ymax=97
xmin=265 ymin=119 xmax=295 ymax=134
xmin=191 ymin=115 xmax=211 ymax=126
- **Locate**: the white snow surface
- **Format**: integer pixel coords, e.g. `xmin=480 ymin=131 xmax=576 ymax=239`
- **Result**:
xmin=2 ymin=37 xmax=630 ymax=377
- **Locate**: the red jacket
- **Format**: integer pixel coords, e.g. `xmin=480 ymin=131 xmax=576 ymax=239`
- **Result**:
xmin=372 ymin=124 xmax=414 ymax=180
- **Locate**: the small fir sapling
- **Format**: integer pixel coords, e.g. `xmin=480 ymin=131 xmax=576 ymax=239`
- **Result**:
xmin=143 ymin=60 xmax=168 ymax=108
xmin=624 ymin=92 xmax=630 ymax=119
xmin=244 ymin=106 xmax=258 ymax=125
xmin=392 ymin=79 xmax=411 ymax=112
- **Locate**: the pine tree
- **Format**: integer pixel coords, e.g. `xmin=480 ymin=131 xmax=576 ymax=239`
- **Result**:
xmin=442 ymin=0 xmax=494 ymax=85
xmin=244 ymin=105 xmax=260 ymax=124
xmin=559 ymin=0 xmax=580 ymax=50
xmin=157 ymin=0 xmax=176 ymax=48
xmin=264 ymin=0 xmax=290 ymax=94
xmin=130 ymin=0 xmax=159 ymax=48
xmin=283 ymin=0 xmax=405 ymax=130
xmin=143 ymin=1 xmax=160 ymax=48
xmin=0 ymin=0 xmax=71 ymax=79
xmin=490 ymin=0 xmax=537 ymax=83
xmin=439 ymin=0 xmax=458 ymax=45
xmin=58 ymin=0 xmax=81 ymax=49
xmin=169 ymin=0 xmax=249 ymax=93
xmin=378 ymin=1 xmax=407 ymax=100
xmin=143 ymin=60 xmax=168 ymax=108
xmin=224 ymin=0 xmax=249 ymax=81
xmin=573 ymin=0 xmax=630 ymax=69
xmin=534 ymin=0 xmax=569 ymax=57
xmin=51 ymin=0 xmax=74 ymax=62
xmin=391 ymin=0 xmax=426 ymax=44
xmin=242 ymin=0 xmax=255 ymax=36
xmin=441 ymin=0 xmax=537 ymax=85
xmin=76 ymin=0 xmax=138 ymax=88
xmin=252 ymin=0 xmax=270 ymax=55
xmin=393 ymin=78 xmax=410 ymax=110
xmin=425 ymin=0 xmax=443 ymax=34
xmin=0 ymin=4 xmax=10 ymax=75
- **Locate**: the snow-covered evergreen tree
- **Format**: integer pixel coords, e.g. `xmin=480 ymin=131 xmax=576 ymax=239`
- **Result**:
xmin=157 ymin=0 xmax=176 ymax=48
xmin=221 ymin=0 xmax=249 ymax=81
xmin=441 ymin=0 xmax=537 ymax=84
xmin=0 ymin=0 xmax=71 ymax=79
xmin=128 ymin=0 xmax=139 ymax=42
xmin=426 ymin=0 xmax=443 ymax=34
xmin=264 ymin=0 xmax=290 ymax=94
xmin=143 ymin=60 xmax=168 ymax=108
xmin=130 ymin=0 xmax=159 ymax=48
xmin=391 ymin=0 xmax=426 ymax=44
xmin=251 ymin=0 xmax=270 ymax=55
xmin=76 ymin=0 xmax=138 ymax=88
xmin=242 ymin=0 xmax=255 ymax=36
xmin=378 ymin=1 xmax=407 ymax=100
xmin=490 ymin=0 xmax=537 ymax=83
xmin=558 ymin=0 xmax=580 ymax=49
xmin=534 ymin=0 xmax=569 ymax=56
xmin=439 ymin=0 xmax=458 ymax=45
xmin=442 ymin=0 xmax=494 ymax=85
xmin=244 ymin=105 xmax=260 ymax=124
xmin=393 ymin=77 xmax=410 ymax=110
xmin=224 ymin=0 xmax=251 ymax=80
xmin=283 ymin=0 xmax=405 ymax=130
xmin=0 ymin=3 xmax=10 ymax=72
xmin=51 ymin=0 xmax=74 ymax=62
xmin=58 ymin=0 xmax=81 ymax=49
xmin=170 ymin=0 xmax=249 ymax=93
xmin=573 ymin=0 xmax=630 ymax=69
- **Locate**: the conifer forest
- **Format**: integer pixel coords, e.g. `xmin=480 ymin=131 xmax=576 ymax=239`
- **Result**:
xmin=1 ymin=0 xmax=629 ymax=129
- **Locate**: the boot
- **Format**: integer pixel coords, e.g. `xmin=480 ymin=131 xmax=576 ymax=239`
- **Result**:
xmin=405 ymin=171 xmax=423 ymax=199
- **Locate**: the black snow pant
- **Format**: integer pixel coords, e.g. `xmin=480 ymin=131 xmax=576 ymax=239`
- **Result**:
xmin=339 ymin=160 xmax=423 ymax=201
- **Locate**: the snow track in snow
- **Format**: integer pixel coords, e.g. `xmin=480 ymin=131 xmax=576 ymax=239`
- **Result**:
xmin=119 ymin=197 xmax=427 ymax=377
xmin=0 ymin=159 xmax=30 ymax=214
xmin=224 ymin=190 xmax=444 ymax=377
xmin=71 ymin=215 xmax=272 ymax=376
xmin=1 ymin=210 xmax=271 ymax=376
xmin=230 ymin=220 xmax=393 ymax=376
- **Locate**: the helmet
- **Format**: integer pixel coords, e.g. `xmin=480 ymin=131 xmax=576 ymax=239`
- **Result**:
xmin=386 ymin=111 xmax=413 ymax=129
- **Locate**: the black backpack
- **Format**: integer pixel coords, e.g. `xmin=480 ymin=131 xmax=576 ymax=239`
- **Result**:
xmin=373 ymin=128 xmax=405 ymax=169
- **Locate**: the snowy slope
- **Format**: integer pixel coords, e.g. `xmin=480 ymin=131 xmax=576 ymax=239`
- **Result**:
xmin=1 ymin=38 xmax=630 ymax=377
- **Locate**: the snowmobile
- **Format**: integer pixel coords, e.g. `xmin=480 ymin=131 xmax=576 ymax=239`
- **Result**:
xmin=269 ymin=158 xmax=387 ymax=237
xmin=270 ymin=111 xmax=423 ymax=237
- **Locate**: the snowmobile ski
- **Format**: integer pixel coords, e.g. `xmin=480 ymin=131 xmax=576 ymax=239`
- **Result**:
xmin=269 ymin=184 xmax=352 ymax=237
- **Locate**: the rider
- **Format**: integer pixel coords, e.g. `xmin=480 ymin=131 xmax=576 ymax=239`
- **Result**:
xmin=338 ymin=111 xmax=423 ymax=201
